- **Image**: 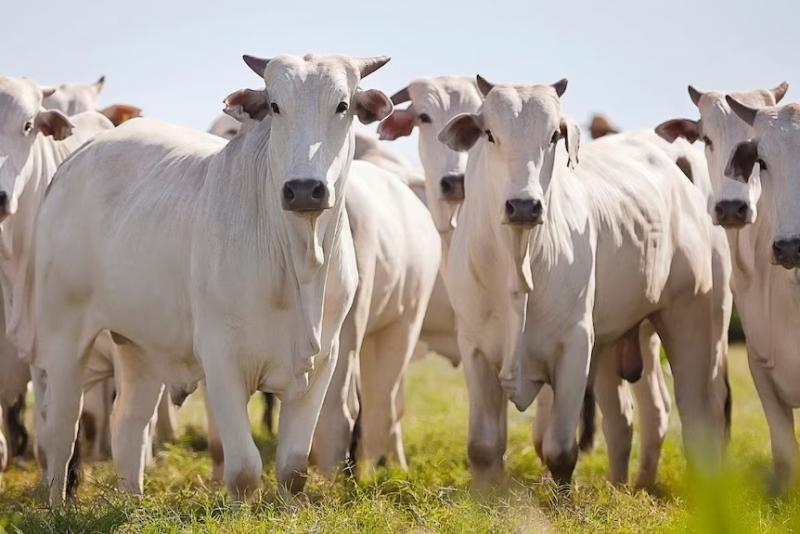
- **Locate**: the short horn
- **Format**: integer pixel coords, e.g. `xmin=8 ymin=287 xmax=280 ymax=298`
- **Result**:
xmin=552 ymin=78 xmax=568 ymax=97
xmin=726 ymin=95 xmax=759 ymax=127
xmin=771 ymin=81 xmax=789 ymax=104
xmin=390 ymin=86 xmax=410 ymax=105
xmin=243 ymin=55 xmax=270 ymax=78
xmin=688 ymin=85 xmax=703 ymax=106
xmin=476 ymin=75 xmax=494 ymax=97
xmin=357 ymin=56 xmax=391 ymax=79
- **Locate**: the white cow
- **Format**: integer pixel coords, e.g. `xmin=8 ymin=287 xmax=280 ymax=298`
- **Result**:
xmin=655 ymin=84 xmax=800 ymax=491
xmin=30 ymin=53 xmax=392 ymax=505
xmin=438 ymin=77 xmax=729 ymax=486
xmin=0 ymin=77 xmax=115 ymax=486
xmin=42 ymin=75 xmax=141 ymax=127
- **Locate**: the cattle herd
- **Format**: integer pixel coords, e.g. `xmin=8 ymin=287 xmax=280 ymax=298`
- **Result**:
xmin=0 ymin=53 xmax=798 ymax=508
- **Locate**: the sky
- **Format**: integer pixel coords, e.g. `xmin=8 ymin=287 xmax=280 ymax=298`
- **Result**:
xmin=2 ymin=0 xmax=798 ymax=162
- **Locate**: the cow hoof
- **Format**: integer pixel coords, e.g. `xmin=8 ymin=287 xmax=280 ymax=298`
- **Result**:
xmin=545 ymin=446 xmax=578 ymax=487
xmin=277 ymin=455 xmax=308 ymax=496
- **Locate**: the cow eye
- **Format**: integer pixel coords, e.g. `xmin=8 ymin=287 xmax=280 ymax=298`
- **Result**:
xmin=551 ymin=130 xmax=561 ymax=144
xmin=23 ymin=120 xmax=33 ymax=135
xmin=418 ymin=113 xmax=432 ymax=124
xmin=702 ymin=135 xmax=713 ymax=150
xmin=485 ymin=130 xmax=495 ymax=144
xmin=336 ymin=102 xmax=348 ymax=114
xmin=270 ymin=103 xmax=280 ymax=114
xmin=758 ymin=158 xmax=768 ymax=171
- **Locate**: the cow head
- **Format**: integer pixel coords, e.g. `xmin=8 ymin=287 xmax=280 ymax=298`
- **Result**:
xmin=655 ymin=82 xmax=788 ymax=228
xmin=378 ymin=76 xmax=483 ymax=233
xmin=0 ymin=77 xmax=74 ymax=220
xmin=439 ymin=78 xmax=578 ymax=293
xmin=42 ymin=75 xmax=105 ymax=115
xmin=725 ymin=98 xmax=800 ymax=269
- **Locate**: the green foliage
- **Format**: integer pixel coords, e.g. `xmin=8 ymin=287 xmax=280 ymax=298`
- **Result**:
xmin=0 ymin=345 xmax=797 ymax=533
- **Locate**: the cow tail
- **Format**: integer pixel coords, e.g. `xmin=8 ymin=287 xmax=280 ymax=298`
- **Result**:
xmin=347 ymin=386 xmax=362 ymax=476
xmin=262 ymin=392 xmax=276 ymax=435
xmin=578 ymin=387 xmax=596 ymax=453
xmin=65 ymin=422 xmax=83 ymax=498
xmin=6 ymin=394 xmax=29 ymax=458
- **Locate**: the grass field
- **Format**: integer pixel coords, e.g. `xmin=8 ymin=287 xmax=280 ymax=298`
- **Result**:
xmin=1 ymin=343 xmax=800 ymax=533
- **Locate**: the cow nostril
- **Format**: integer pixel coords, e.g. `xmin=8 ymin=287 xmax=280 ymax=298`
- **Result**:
xmin=311 ymin=183 xmax=326 ymax=200
xmin=714 ymin=204 xmax=725 ymax=217
xmin=505 ymin=201 xmax=515 ymax=218
xmin=441 ymin=180 xmax=453 ymax=194
xmin=773 ymin=242 xmax=784 ymax=257
xmin=282 ymin=184 xmax=295 ymax=202
xmin=736 ymin=203 xmax=748 ymax=217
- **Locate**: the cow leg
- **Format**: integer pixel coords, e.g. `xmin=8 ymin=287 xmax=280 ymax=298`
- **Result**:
xmin=155 ymin=393 xmax=177 ymax=446
xmin=462 ymin=344 xmax=507 ymax=488
xmin=631 ymin=321 xmax=670 ymax=490
xmin=593 ymin=349 xmax=634 ymax=486
xmin=654 ymin=297 xmax=724 ymax=470
xmin=202 ymin=383 xmax=225 ymax=481
xmin=532 ymin=385 xmax=552 ymax=462
xmin=359 ymin=317 xmax=421 ymax=470
xmin=109 ymin=349 xmax=163 ymax=494
xmin=202 ymin=360 xmax=262 ymax=502
xmin=275 ymin=339 xmax=338 ymax=498
xmin=311 ymin=315 xmax=358 ymax=474
xmin=749 ymin=352 xmax=798 ymax=493
xmin=542 ymin=324 xmax=592 ymax=486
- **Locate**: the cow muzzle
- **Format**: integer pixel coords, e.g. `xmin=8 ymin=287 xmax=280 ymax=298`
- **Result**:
xmin=282 ymin=179 xmax=332 ymax=213
xmin=772 ymin=238 xmax=800 ymax=269
xmin=439 ymin=173 xmax=465 ymax=202
xmin=714 ymin=200 xmax=751 ymax=228
xmin=504 ymin=198 xmax=543 ymax=227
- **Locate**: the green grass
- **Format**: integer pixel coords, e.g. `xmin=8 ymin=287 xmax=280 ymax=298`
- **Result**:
xmin=1 ymin=344 xmax=799 ymax=533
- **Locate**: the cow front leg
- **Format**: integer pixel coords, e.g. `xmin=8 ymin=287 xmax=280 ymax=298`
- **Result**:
xmin=276 ymin=339 xmax=338 ymax=498
xmin=462 ymin=346 xmax=507 ymax=488
xmin=543 ymin=323 xmax=592 ymax=486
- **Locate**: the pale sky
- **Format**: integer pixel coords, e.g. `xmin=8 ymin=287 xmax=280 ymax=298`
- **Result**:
xmin=3 ymin=0 xmax=797 ymax=161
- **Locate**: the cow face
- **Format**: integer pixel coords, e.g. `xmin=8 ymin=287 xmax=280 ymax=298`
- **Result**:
xmin=440 ymin=78 xmax=578 ymax=228
xmin=378 ymin=77 xmax=483 ymax=232
xmin=0 ymin=77 xmax=74 ymax=220
xmin=241 ymin=53 xmax=392 ymax=215
xmin=42 ymin=75 xmax=105 ymax=115
xmin=725 ymin=99 xmax=800 ymax=269
xmin=655 ymin=83 xmax=788 ymax=228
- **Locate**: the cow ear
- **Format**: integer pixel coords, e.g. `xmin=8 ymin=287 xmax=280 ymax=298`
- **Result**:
xmin=438 ymin=113 xmax=484 ymax=152
xmin=355 ymin=89 xmax=393 ymax=124
xmin=725 ymin=140 xmax=759 ymax=183
xmin=35 ymin=109 xmax=74 ymax=140
xmin=655 ymin=118 xmax=701 ymax=143
xmin=560 ymin=117 xmax=580 ymax=169
xmin=378 ymin=107 xmax=416 ymax=140
xmin=99 ymin=104 xmax=141 ymax=126
xmin=223 ymin=88 xmax=270 ymax=122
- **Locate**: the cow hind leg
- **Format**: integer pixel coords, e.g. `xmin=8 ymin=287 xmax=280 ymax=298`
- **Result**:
xmin=594 ymin=349 xmax=634 ymax=486
xmin=202 ymin=383 xmax=225 ymax=482
xmin=109 ymin=343 xmax=164 ymax=494
xmin=533 ymin=385 xmax=552 ymax=462
xmin=359 ymin=317 xmax=421 ymax=471
xmin=630 ymin=321 xmax=670 ymax=490
xmin=155 ymin=392 xmax=177 ymax=446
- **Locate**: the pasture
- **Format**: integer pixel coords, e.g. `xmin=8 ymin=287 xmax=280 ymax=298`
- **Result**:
xmin=1 ymin=343 xmax=797 ymax=533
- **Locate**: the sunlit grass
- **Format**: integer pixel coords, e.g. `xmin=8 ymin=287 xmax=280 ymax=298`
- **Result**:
xmin=1 ymin=344 xmax=799 ymax=533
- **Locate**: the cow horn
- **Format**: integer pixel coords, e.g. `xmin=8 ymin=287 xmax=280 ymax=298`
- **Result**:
xmin=476 ymin=75 xmax=494 ymax=97
xmin=390 ymin=86 xmax=411 ymax=105
xmin=243 ymin=55 xmax=271 ymax=78
xmin=552 ymin=78 xmax=568 ymax=97
xmin=688 ymin=85 xmax=704 ymax=107
xmin=356 ymin=56 xmax=391 ymax=79
xmin=771 ymin=81 xmax=789 ymax=104
xmin=726 ymin=95 xmax=759 ymax=127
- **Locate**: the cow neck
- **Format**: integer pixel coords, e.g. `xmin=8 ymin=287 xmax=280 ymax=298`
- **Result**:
xmin=0 ymin=135 xmax=70 ymax=355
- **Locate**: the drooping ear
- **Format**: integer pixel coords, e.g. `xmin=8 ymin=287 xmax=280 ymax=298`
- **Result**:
xmin=242 ymin=54 xmax=270 ymax=78
xmin=355 ymin=89 xmax=393 ymax=124
xmin=655 ymin=118 xmax=701 ymax=143
xmin=223 ymin=88 xmax=270 ymax=121
xmin=726 ymin=95 xmax=759 ymax=127
xmin=35 ymin=109 xmax=74 ymax=140
xmin=93 ymin=75 xmax=106 ymax=94
xmin=725 ymin=140 xmax=760 ymax=183
xmin=378 ymin=107 xmax=416 ymax=140
xmin=559 ymin=117 xmax=580 ymax=168
xmin=99 ymin=104 xmax=141 ymax=126
xmin=688 ymin=85 xmax=704 ymax=107
xmin=438 ymin=113 xmax=484 ymax=152
xmin=772 ymin=81 xmax=789 ymax=104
